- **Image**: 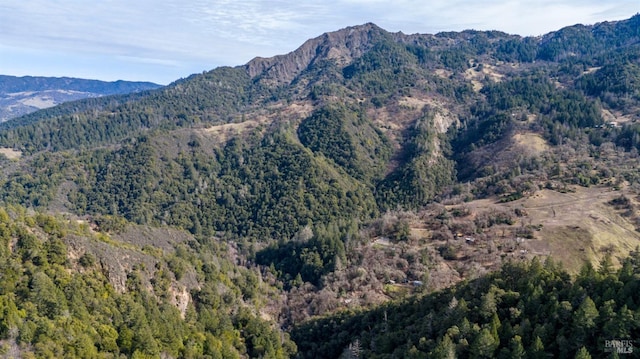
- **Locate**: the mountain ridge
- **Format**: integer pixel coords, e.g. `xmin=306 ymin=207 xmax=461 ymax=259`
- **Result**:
xmin=0 ymin=74 xmax=162 ymax=121
xmin=245 ymin=23 xmax=391 ymax=84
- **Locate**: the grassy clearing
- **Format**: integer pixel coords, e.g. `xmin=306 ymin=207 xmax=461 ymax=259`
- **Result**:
xmin=485 ymin=187 xmax=640 ymax=273
xmin=512 ymin=132 xmax=549 ymax=154
xmin=0 ymin=147 xmax=22 ymax=159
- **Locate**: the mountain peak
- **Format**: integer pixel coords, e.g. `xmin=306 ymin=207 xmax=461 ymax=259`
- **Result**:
xmin=244 ymin=23 xmax=391 ymax=84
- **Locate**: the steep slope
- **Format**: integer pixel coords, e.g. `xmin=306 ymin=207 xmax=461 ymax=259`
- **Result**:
xmin=246 ymin=23 xmax=391 ymax=85
xmin=0 ymin=207 xmax=296 ymax=358
xmin=291 ymin=255 xmax=640 ymax=358
xmin=0 ymin=75 xmax=161 ymax=121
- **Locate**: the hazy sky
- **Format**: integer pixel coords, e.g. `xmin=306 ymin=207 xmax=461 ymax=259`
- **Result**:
xmin=0 ymin=1 xmax=637 ymax=85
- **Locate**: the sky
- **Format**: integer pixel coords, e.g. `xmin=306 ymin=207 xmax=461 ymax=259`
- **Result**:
xmin=0 ymin=1 xmax=638 ymax=85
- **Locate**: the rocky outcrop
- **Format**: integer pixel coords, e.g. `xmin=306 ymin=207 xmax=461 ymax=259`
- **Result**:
xmin=244 ymin=23 xmax=394 ymax=85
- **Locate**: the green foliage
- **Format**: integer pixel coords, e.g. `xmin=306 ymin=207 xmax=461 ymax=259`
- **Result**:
xmin=255 ymin=221 xmax=353 ymax=286
xmin=577 ymin=60 xmax=640 ymax=109
xmin=291 ymin=253 xmax=640 ymax=358
xmin=495 ymin=37 xmax=538 ymax=62
xmin=479 ymin=74 xmax=602 ymax=129
xmin=298 ymin=105 xmax=356 ymax=171
xmin=0 ymin=67 xmax=256 ymax=152
xmin=450 ymin=72 xmax=604 ymax=182
xmin=0 ymin=152 xmax=68 ymax=208
xmin=452 ymin=111 xmax=512 ymax=155
xmin=0 ymin=206 xmax=296 ymax=358
xmin=537 ymin=14 xmax=640 ymax=62
xmin=574 ymin=346 xmax=592 ymax=359
xmin=75 ymin=136 xmax=159 ymax=223
xmin=93 ymin=214 xmax=128 ymax=234
xmin=298 ymin=103 xmax=392 ymax=181
xmin=377 ymin=109 xmax=456 ymax=209
xmin=69 ymin=128 xmax=377 ymax=240
xmin=0 ymin=17 xmax=639 ymax=359
xmin=439 ymin=48 xmax=471 ymax=72
xmin=342 ymin=37 xmax=427 ymax=100
xmin=343 ymin=38 xmax=416 ymax=79
xmin=1 ymin=17 xmax=637 ymax=243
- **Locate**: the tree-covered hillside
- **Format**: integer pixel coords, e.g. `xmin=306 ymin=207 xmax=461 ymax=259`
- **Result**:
xmin=2 ymin=14 xmax=639 ymax=240
xmin=0 ymin=14 xmax=639 ymax=359
xmin=0 ymin=206 xmax=295 ymax=358
xmin=292 ymin=255 xmax=640 ymax=358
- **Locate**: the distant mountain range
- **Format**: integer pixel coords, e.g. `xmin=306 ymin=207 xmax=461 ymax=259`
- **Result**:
xmin=0 ymin=75 xmax=162 ymax=121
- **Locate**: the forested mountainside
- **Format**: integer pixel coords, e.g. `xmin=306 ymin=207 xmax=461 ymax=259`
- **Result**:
xmin=293 ymin=255 xmax=640 ymax=358
xmin=0 ymin=75 xmax=161 ymax=122
xmin=0 ymin=15 xmax=640 ymax=358
xmin=0 ymin=207 xmax=296 ymax=358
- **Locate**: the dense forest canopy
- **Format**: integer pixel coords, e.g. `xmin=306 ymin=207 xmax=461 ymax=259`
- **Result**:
xmin=292 ymin=254 xmax=640 ymax=358
xmin=0 ymin=207 xmax=296 ymax=358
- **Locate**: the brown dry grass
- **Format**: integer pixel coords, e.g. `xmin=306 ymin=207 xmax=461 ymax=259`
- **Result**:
xmin=464 ymin=63 xmax=504 ymax=91
xmin=440 ymin=187 xmax=640 ymax=273
xmin=199 ymin=101 xmax=314 ymax=142
xmin=398 ymin=97 xmax=429 ymax=110
xmin=464 ymin=187 xmax=640 ymax=273
xmin=434 ymin=69 xmax=452 ymax=79
xmin=512 ymin=132 xmax=550 ymax=154
xmin=0 ymin=147 xmax=22 ymax=159
xmin=601 ymin=108 xmax=635 ymax=125
xmin=202 ymin=120 xmax=262 ymax=142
